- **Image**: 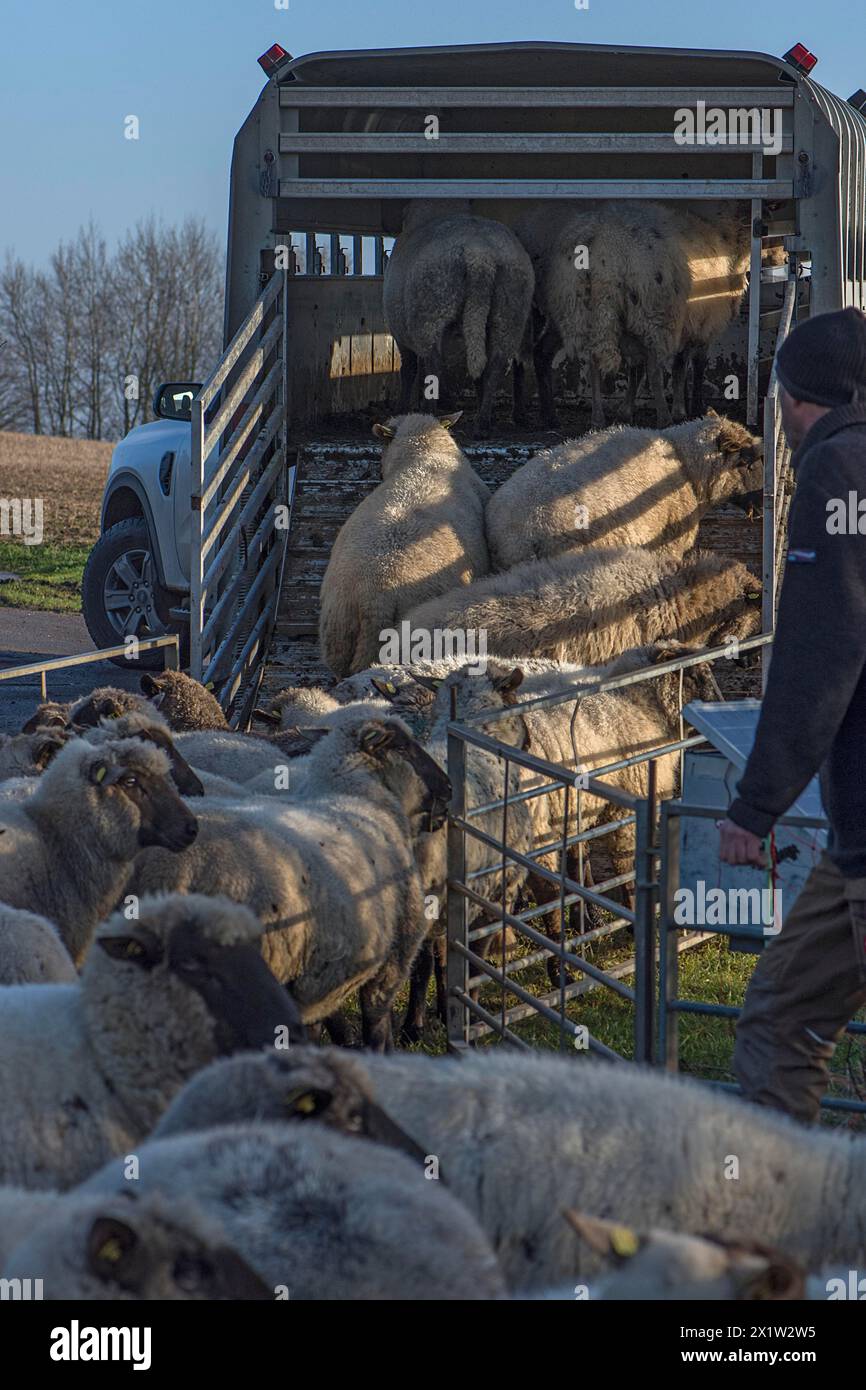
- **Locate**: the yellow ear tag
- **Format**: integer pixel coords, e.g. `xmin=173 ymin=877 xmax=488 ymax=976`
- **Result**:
xmin=94 ymin=766 xmax=107 ymax=783
xmin=292 ymin=1092 xmax=317 ymax=1115
xmin=125 ymin=941 xmax=144 ymax=958
xmin=610 ymin=1226 xmax=640 ymax=1258
xmin=99 ymin=1237 xmax=123 ymax=1263
xmin=204 ymin=682 xmax=215 ymax=691
xmin=385 ymin=682 xmax=396 ymax=694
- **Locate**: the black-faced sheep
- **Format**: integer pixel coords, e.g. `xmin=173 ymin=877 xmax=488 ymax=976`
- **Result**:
xmin=2 ymin=1190 xmax=271 ymax=1300
xmin=319 ymin=413 xmax=490 ymax=678
xmin=0 ymin=893 xmax=302 ymax=1190
xmin=81 ymin=1121 xmax=505 ymax=1300
xmin=486 ymin=412 xmax=763 ymax=570
xmin=151 ymin=1047 xmax=866 ymax=1293
xmin=128 ymin=716 xmax=451 ymax=1050
xmin=403 ymin=546 xmax=763 ymax=670
xmin=384 ymin=200 xmax=534 ymax=434
xmin=0 ymin=737 xmax=198 ymax=966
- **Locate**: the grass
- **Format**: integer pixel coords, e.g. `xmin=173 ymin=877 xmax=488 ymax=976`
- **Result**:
xmin=0 ymin=430 xmax=110 ymax=613
xmin=0 ymin=541 xmax=91 ymax=612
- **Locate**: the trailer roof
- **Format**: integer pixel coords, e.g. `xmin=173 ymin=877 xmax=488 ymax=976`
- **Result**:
xmin=279 ymin=39 xmax=801 ymax=88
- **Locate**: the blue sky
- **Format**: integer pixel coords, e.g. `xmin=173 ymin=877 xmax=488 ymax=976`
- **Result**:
xmin=0 ymin=0 xmax=862 ymax=263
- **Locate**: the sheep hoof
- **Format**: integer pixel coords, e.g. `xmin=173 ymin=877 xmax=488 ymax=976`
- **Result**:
xmin=399 ymin=1020 xmax=424 ymax=1047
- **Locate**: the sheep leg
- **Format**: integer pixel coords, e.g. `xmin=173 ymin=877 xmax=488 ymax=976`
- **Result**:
xmin=690 ymin=347 xmax=709 ymax=417
xmin=618 ymin=362 xmax=643 ymax=423
xmin=433 ymin=933 xmax=448 ymax=1022
xmin=589 ymin=357 xmax=606 ymax=430
xmin=322 ymin=1012 xmax=352 ymax=1047
xmin=646 ymin=351 xmax=671 ymax=426
xmin=398 ymin=347 xmax=419 ymax=412
xmin=512 ymin=359 xmax=530 ymax=426
xmin=400 ymin=939 xmax=434 ymax=1045
xmin=533 ymin=331 xmax=560 ymax=427
xmin=671 ymin=349 xmax=689 ymax=422
xmin=476 ymin=353 xmax=509 ymax=437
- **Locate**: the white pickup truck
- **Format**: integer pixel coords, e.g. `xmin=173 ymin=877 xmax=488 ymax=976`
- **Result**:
xmin=82 ymin=383 xmax=201 ymax=666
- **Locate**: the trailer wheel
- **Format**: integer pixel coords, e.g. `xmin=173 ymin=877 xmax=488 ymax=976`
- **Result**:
xmin=82 ymin=518 xmax=188 ymax=669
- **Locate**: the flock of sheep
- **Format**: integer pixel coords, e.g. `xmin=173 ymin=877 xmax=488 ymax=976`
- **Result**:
xmin=0 ymin=196 xmax=830 ymax=1303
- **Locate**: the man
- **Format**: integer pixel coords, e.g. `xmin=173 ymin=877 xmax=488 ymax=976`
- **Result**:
xmin=718 ymin=306 xmax=866 ymax=1124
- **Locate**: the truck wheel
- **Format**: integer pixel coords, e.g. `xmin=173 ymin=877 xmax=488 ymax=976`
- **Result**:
xmin=82 ymin=518 xmax=188 ymax=670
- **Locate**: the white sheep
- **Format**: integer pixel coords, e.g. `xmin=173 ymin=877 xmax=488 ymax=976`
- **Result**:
xmin=151 ymin=1047 xmax=866 ymax=1292
xmin=486 ymin=411 xmax=763 ymax=570
xmin=384 ymin=200 xmax=534 ymax=433
xmin=0 ymin=903 xmax=77 ymax=984
xmin=0 ymin=893 xmax=302 ymax=1190
xmin=128 ymin=715 xmax=452 ymax=1049
xmin=319 ymin=413 xmax=490 ymax=678
xmin=0 ymin=736 xmax=198 ymax=966
xmin=0 ymin=728 xmax=67 ymax=780
xmin=2 ymin=1189 xmax=271 ymax=1299
xmin=80 ymin=1120 xmax=505 ymax=1300
xmin=404 ymin=545 xmax=762 ymax=670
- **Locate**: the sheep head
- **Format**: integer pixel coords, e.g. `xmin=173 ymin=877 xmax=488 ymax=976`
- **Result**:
xmin=21 ymin=700 xmax=71 ymax=734
xmin=4 ymin=1192 xmax=271 ymax=1300
xmin=371 ymin=412 xmax=465 ymax=477
xmin=85 ymin=894 xmax=304 ymax=1125
xmin=70 ymin=686 xmax=149 ymax=728
xmin=139 ymin=670 xmax=228 ymax=731
xmin=702 ymin=411 xmax=765 ymax=505
xmin=92 ymin=711 xmax=204 ymax=798
xmin=356 ymin=718 xmax=452 ymax=831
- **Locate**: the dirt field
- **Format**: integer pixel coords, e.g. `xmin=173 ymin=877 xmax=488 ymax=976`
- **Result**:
xmin=0 ymin=430 xmax=111 ymax=545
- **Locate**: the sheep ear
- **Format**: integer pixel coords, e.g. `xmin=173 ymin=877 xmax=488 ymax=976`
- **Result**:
xmin=437 ymin=411 xmax=463 ymax=430
xmin=409 ymin=673 xmax=443 ymax=692
xmin=371 ymin=678 xmax=400 ymax=700
xmin=491 ymin=666 xmax=524 ymax=696
xmin=372 ymin=421 xmax=396 ymax=440
xmin=252 ymin=707 xmax=281 ymax=726
xmin=87 ymin=1216 xmax=142 ymax=1287
xmin=33 ymin=733 xmax=63 ymax=770
xmin=140 ymin=673 xmax=162 ymax=696
xmin=97 ymin=925 xmax=164 ymax=970
xmin=706 ymin=407 xmax=720 ymax=418
xmin=89 ymin=758 xmax=111 ymax=786
xmin=360 ymin=724 xmax=396 ymax=754
xmin=564 ymin=1209 xmax=641 ymax=1261
xmin=284 ymin=1086 xmax=334 ymax=1119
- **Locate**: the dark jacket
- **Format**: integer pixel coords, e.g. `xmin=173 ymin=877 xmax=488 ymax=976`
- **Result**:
xmin=728 ymin=403 xmax=866 ymax=876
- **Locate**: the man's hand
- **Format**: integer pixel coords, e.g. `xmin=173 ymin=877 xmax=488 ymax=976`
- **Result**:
xmin=718 ymin=819 xmax=767 ymax=867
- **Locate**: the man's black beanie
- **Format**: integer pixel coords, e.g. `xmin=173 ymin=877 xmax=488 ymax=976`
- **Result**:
xmin=775 ymin=306 xmax=866 ymax=407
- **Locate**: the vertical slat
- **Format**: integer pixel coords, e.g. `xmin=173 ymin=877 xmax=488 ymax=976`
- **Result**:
xmin=657 ymin=802 xmax=681 ymax=1070
xmin=352 ymin=235 xmax=363 ymax=275
xmin=374 ymin=237 xmax=385 ymax=276
xmin=747 ymin=152 xmax=764 ymax=429
xmin=633 ymin=762 xmax=656 ymax=1064
xmin=446 ymin=727 xmax=469 ymax=1049
xmin=189 ymin=394 xmax=207 ymax=680
xmin=761 ymin=391 xmax=777 ymax=692
xmin=305 ymin=232 xmax=317 ymax=276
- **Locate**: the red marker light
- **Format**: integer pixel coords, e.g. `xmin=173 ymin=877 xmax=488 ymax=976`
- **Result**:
xmin=782 ymin=43 xmax=818 ymax=75
xmin=258 ymin=44 xmax=291 ymax=76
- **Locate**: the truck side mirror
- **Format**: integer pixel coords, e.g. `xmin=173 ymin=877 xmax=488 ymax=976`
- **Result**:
xmin=153 ymin=383 xmax=203 ymax=421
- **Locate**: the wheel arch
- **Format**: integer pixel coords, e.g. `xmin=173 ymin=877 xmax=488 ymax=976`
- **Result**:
xmin=101 ymin=474 xmax=170 ymax=589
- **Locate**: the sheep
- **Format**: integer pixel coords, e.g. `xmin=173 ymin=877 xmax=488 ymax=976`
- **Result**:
xmin=20 ymin=699 xmax=72 ymax=734
xmin=0 ymin=736 xmax=198 ymax=966
xmin=128 ymin=716 xmax=451 ymax=1049
xmin=2 ymin=1190 xmax=271 ymax=1299
xmin=0 ymin=893 xmax=303 ymax=1190
xmin=256 ymin=684 xmax=341 ymax=731
xmin=139 ymin=669 xmax=229 ymax=730
xmin=404 ymin=546 xmax=762 ymax=671
xmin=384 ymin=200 xmax=535 ymax=433
xmin=81 ymin=1121 xmax=505 ymax=1300
xmin=319 ymin=413 xmax=490 ymax=678
xmin=151 ymin=1047 xmax=866 ymax=1292
xmin=0 ymin=903 xmax=77 ymax=984
xmin=486 ymin=411 xmax=763 ymax=570
xmin=76 ymin=709 xmax=205 ymax=798
xmin=0 ymin=728 xmax=67 ymax=780
xmin=68 ymin=685 xmax=152 ymax=727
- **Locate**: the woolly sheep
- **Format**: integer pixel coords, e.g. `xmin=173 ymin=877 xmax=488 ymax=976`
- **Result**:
xmin=128 ymin=716 xmax=452 ymax=1049
xmin=82 ymin=1121 xmax=505 ymax=1300
xmin=384 ymin=200 xmax=534 ymax=433
xmin=139 ymin=669 xmax=229 ymax=730
xmin=2 ymin=1189 xmax=271 ymax=1299
xmin=79 ymin=709 xmax=205 ymax=798
xmin=486 ymin=412 xmax=763 ymax=570
xmin=0 ymin=728 xmax=67 ymax=780
xmin=156 ymin=1047 xmax=866 ymax=1291
xmin=257 ymin=685 xmax=341 ymax=731
xmin=0 ymin=736 xmax=198 ymax=966
xmin=319 ymin=413 xmax=490 ymax=677
xmin=0 ymin=903 xmax=77 ymax=984
xmin=0 ymin=893 xmax=302 ymax=1190
xmin=21 ymin=699 xmax=72 ymax=734
xmin=69 ymin=685 xmax=152 ymax=728
xmin=404 ymin=546 xmax=762 ymax=670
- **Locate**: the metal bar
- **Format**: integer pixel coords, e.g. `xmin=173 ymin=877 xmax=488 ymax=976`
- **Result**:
xmin=199 ymin=358 xmax=281 ymax=511
xmin=278 ymin=131 xmax=793 ymax=154
xmin=279 ymin=86 xmax=795 ymax=109
xmin=762 ymin=392 xmax=777 ymax=693
xmin=446 ymin=726 xmax=469 ymax=1047
xmin=202 ymin=539 xmax=282 ymax=688
xmin=197 ymin=271 xmax=283 ymax=409
xmin=633 ymin=760 xmax=657 ymax=1064
xmin=280 ymin=178 xmax=792 ymax=200
xmin=453 ymin=989 xmax=532 ymax=1050
xmin=0 ymin=635 xmax=179 ymax=682
xmin=746 ymin=155 xmax=764 ymax=429
xmin=202 ymin=503 xmax=279 ymax=653
xmin=202 ymin=433 xmax=284 ymax=569
xmin=201 ymin=316 xmax=283 ymax=459
xmin=189 ymin=392 xmax=206 ymax=680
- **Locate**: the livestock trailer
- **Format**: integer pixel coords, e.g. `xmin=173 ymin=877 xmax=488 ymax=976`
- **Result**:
xmin=190 ymin=38 xmax=866 ymax=720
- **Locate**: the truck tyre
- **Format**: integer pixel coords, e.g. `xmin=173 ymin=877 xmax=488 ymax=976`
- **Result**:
xmin=82 ymin=518 xmax=189 ymax=670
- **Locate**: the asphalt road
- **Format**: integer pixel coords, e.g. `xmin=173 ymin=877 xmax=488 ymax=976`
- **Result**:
xmin=0 ymin=609 xmax=144 ymax=732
